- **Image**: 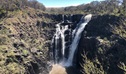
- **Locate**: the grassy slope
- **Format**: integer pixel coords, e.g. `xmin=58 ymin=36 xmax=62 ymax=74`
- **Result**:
xmin=0 ymin=7 xmax=52 ymax=74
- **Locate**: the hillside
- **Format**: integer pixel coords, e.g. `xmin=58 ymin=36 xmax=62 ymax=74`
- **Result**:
xmin=0 ymin=7 xmax=56 ymax=74
xmin=77 ymin=15 xmax=126 ymax=74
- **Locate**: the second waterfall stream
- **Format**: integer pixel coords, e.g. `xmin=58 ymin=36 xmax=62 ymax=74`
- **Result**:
xmin=51 ymin=14 xmax=92 ymax=67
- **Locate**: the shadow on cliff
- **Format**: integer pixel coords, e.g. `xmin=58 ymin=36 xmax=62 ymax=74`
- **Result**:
xmin=76 ymin=14 xmax=126 ymax=74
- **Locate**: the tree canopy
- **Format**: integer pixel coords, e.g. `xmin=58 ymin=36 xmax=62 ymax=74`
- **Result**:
xmin=0 ymin=0 xmax=46 ymax=11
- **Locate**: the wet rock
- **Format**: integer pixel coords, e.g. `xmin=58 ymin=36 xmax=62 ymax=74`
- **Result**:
xmin=66 ymin=66 xmax=80 ymax=74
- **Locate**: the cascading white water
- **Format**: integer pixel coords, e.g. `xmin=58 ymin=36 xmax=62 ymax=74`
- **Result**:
xmin=54 ymin=23 xmax=61 ymax=63
xmin=52 ymin=22 xmax=69 ymax=63
xmin=65 ymin=14 xmax=92 ymax=66
xmin=62 ymin=15 xmax=65 ymax=23
xmin=61 ymin=25 xmax=68 ymax=56
xmin=51 ymin=14 xmax=92 ymax=67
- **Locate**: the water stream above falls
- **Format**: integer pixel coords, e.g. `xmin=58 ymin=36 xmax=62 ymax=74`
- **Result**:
xmin=50 ymin=14 xmax=92 ymax=68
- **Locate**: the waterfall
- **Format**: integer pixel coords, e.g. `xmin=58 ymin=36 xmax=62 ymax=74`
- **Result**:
xmin=61 ymin=25 xmax=68 ymax=57
xmin=51 ymin=14 xmax=92 ymax=67
xmin=62 ymin=15 xmax=65 ymax=23
xmin=52 ymin=23 xmax=69 ymax=63
xmin=65 ymin=14 xmax=92 ymax=66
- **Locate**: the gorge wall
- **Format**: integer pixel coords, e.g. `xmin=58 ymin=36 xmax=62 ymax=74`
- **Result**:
xmin=47 ymin=14 xmax=126 ymax=74
xmin=0 ymin=8 xmax=126 ymax=74
xmin=76 ymin=15 xmax=126 ymax=74
xmin=48 ymin=14 xmax=126 ymax=74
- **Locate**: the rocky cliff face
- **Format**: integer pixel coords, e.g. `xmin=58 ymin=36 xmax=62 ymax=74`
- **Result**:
xmin=77 ymin=15 xmax=126 ymax=74
xmin=48 ymin=14 xmax=126 ymax=74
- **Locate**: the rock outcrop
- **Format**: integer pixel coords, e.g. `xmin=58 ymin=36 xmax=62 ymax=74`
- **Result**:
xmin=76 ymin=15 xmax=126 ymax=74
